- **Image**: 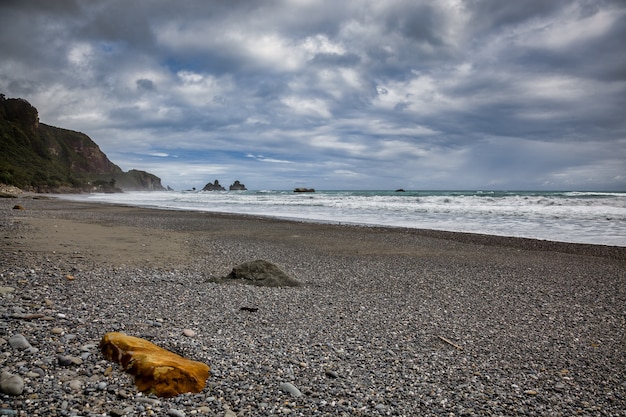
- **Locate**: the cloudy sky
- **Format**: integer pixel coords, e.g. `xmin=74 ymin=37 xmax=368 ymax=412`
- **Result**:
xmin=1 ymin=0 xmax=625 ymax=191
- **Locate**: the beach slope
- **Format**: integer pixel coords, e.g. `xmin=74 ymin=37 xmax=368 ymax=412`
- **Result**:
xmin=1 ymin=197 xmax=624 ymax=415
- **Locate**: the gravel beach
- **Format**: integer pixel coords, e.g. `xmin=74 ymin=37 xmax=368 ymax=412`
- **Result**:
xmin=1 ymin=195 xmax=625 ymax=416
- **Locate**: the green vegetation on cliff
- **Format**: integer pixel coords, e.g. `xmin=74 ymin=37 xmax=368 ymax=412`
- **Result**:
xmin=0 ymin=95 xmax=165 ymax=192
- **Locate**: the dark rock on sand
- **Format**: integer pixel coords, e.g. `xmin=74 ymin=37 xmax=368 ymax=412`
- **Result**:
xmin=216 ymin=259 xmax=302 ymax=287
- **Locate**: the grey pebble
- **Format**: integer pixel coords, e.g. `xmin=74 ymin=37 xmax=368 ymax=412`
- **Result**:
xmin=57 ymin=355 xmax=83 ymax=366
xmin=325 ymin=369 xmax=339 ymax=378
xmin=167 ymin=410 xmax=185 ymax=417
xmin=0 ymin=286 xmax=15 ymax=295
xmin=8 ymin=334 xmax=31 ymax=350
xmin=68 ymin=379 xmax=82 ymax=391
xmin=279 ymin=382 xmax=303 ymax=397
xmin=135 ymin=397 xmax=161 ymax=406
xmin=0 ymin=371 xmax=24 ymax=396
xmin=81 ymin=343 xmax=97 ymax=351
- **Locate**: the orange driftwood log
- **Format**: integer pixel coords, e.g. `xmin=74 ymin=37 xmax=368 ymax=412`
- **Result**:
xmin=100 ymin=332 xmax=210 ymax=397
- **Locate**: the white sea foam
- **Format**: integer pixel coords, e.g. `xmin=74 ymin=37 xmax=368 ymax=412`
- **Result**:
xmin=61 ymin=190 xmax=626 ymax=246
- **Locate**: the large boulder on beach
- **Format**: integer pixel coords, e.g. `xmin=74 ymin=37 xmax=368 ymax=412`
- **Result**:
xmin=218 ymin=259 xmax=302 ymax=287
xmin=100 ymin=332 xmax=210 ymax=397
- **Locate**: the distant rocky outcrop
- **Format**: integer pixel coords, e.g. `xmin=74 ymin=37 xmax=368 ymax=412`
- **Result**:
xmin=294 ymin=188 xmax=315 ymax=193
xmin=229 ymin=180 xmax=247 ymax=191
xmin=0 ymin=95 xmax=166 ymax=192
xmin=202 ymin=180 xmax=226 ymax=191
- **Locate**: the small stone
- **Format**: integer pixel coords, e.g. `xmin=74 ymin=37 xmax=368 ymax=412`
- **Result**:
xmin=325 ymin=370 xmax=339 ymax=378
xmin=97 ymin=382 xmax=107 ymax=390
xmin=279 ymin=382 xmax=303 ymax=397
xmin=167 ymin=410 xmax=185 ymax=417
xmin=524 ymin=389 xmax=538 ymax=395
xmin=109 ymin=409 xmax=126 ymax=417
xmin=183 ymin=329 xmax=195 ymax=337
xmin=65 ymin=274 xmax=75 ymax=280
xmin=68 ymin=379 xmax=82 ymax=391
xmin=0 ymin=371 xmax=24 ymax=396
xmin=135 ymin=397 xmax=161 ymax=406
xmin=57 ymin=355 xmax=81 ymax=366
xmin=8 ymin=334 xmax=31 ymax=350
xmin=51 ymin=328 xmax=64 ymax=335
xmin=14 ymin=313 xmax=44 ymax=320
xmin=0 ymin=287 xmax=15 ymax=295
xmin=224 ymin=410 xmax=237 ymax=417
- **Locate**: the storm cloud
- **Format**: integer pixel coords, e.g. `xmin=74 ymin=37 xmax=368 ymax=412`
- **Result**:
xmin=1 ymin=0 xmax=624 ymax=190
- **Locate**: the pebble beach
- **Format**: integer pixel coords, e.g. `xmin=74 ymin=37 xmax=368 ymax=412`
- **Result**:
xmin=1 ymin=195 xmax=625 ymax=416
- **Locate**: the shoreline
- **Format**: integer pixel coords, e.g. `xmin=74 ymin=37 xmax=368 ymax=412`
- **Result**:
xmin=52 ymin=191 xmax=626 ymax=253
xmin=49 ymin=195 xmax=626 ymax=260
xmin=1 ymin=195 xmax=625 ymax=415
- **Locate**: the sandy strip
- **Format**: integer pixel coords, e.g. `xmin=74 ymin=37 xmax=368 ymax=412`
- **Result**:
xmin=3 ymin=195 xmax=625 ymax=265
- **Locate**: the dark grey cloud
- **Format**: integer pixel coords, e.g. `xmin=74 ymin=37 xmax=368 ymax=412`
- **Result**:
xmin=0 ymin=0 xmax=624 ymax=190
xmin=136 ymin=78 xmax=155 ymax=92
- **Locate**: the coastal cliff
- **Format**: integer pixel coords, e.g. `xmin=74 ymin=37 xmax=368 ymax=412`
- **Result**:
xmin=0 ymin=95 xmax=165 ymax=192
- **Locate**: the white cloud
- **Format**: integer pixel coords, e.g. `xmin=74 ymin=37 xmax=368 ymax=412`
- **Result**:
xmin=282 ymin=96 xmax=332 ymax=118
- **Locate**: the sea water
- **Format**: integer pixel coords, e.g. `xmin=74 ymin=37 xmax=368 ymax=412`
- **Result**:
xmin=63 ymin=190 xmax=626 ymax=247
